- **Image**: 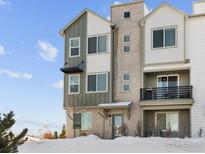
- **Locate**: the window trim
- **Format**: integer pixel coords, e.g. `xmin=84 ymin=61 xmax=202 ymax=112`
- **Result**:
xmin=86 ymin=72 xmax=108 ymax=93
xmin=69 ymin=37 xmax=80 ymax=58
xmin=87 ymin=34 xmax=109 ymax=55
xmin=154 ymin=111 xmax=179 ymax=131
xmin=122 ymin=83 xmax=130 ymax=92
xmin=156 ymin=74 xmax=179 ymax=88
xmin=151 ymin=26 xmax=177 ymax=49
xmin=68 ymin=74 xmax=80 ymax=94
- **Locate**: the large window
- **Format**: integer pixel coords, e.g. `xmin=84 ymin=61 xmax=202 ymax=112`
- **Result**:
xmin=73 ymin=112 xmax=92 ymax=130
xmin=87 ymin=73 xmax=107 ymax=92
xmin=152 ymin=27 xmax=176 ymax=48
xmin=155 ymin=112 xmax=179 ymax=131
xmin=88 ymin=35 xmax=107 ymax=54
xmin=157 ymin=75 xmax=179 ymax=88
xmin=68 ymin=74 xmax=80 ymax=94
xmin=69 ymin=37 xmax=80 ymax=57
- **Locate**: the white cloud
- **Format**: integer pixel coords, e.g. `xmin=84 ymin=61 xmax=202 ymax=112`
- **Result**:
xmin=106 ymin=15 xmax=111 ymax=21
xmin=0 ymin=69 xmax=32 ymax=80
xmin=113 ymin=1 xmax=122 ymax=5
xmin=0 ymin=0 xmax=8 ymax=6
xmin=50 ymin=79 xmax=63 ymax=89
xmin=0 ymin=44 xmax=5 ymax=55
xmin=37 ymin=40 xmax=58 ymax=62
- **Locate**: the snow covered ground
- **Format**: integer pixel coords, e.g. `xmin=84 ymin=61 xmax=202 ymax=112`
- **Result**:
xmin=19 ymin=135 xmax=205 ymax=153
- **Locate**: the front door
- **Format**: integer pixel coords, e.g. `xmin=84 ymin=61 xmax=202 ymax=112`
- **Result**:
xmin=112 ymin=115 xmax=123 ymax=138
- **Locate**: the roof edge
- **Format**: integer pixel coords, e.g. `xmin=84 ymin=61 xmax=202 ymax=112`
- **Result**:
xmin=139 ymin=2 xmax=189 ymax=25
xmin=111 ymin=0 xmax=144 ymax=8
xmin=59 ymin=8 xmax=112 ymax=36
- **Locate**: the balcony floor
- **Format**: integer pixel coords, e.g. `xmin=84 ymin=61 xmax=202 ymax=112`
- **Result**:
xmin=140 ymin=98 xmax=193 ymax=107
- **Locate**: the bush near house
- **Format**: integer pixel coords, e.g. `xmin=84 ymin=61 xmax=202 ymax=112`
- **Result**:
xmin=43 ymin=131 xmax=53 ymax=139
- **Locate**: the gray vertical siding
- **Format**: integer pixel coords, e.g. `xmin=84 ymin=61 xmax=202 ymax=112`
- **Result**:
xmin=63 ymin=12 xmax=111 ymax=107
xmin=143 ymin=109 xmax=191 ymax=138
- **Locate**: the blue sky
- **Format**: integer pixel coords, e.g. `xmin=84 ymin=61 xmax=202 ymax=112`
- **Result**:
xmin=0 ymin=0 xmax=195 ymax=135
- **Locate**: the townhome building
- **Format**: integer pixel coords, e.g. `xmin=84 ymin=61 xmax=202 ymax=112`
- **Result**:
xmin=60 ymin=0 xmax=205 ymax=139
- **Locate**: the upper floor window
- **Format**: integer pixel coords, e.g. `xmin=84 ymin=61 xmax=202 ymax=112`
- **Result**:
xmin=123 ymin=34 xmax=130 ymax=43
xmin=69 ymin=37 xmax=80 ymax=57
xmin=68 ymin=74 xmax=80 ymax=94
xmin=152 ymin=26 xmax=176 ymax=49
xmin=88 ymin=35 xmax=107 ymax=54
xmin=87 ymin=73 xmax=108 ymax=93
xmin=124 ymin=11 xmax=130 ymax=18
xmin=123 ymin=72 xmax=130 ymax=81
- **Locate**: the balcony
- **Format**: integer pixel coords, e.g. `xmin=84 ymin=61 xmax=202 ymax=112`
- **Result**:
xmin=140 ymin=86 xmax=193 ymax=101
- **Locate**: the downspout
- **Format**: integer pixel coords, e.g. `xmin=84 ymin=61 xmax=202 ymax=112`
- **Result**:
xmin=139 ymin=20 xmax=145 ymax=136
xmin=111 ymin=24 xmax=118 ymax=103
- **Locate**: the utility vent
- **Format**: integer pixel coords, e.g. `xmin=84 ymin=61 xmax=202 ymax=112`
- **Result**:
xmin=193 ymin=0 xmax=205 ymax=14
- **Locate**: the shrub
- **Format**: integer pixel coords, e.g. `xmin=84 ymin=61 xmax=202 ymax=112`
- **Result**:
xmin=53 ymin=131 xmax=58 ymax=139
xmin=79 ymin=131 xmax=88 ymax=136
xmin=60 ymin=124 xmax=66 ymax=138
xmin=121 ymin=123 xmax=129 ymax=136
xmin=199 ymin=127 xmax=203 ymax=138
xmin=136 ymin=121 xmax=142 ymax=137
xmin=44 ymin=131 xmax=53 ymax=139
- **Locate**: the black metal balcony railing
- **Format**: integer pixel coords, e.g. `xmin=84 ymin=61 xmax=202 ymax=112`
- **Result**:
xmin=140 ymin=86 xmax=193 ymax=101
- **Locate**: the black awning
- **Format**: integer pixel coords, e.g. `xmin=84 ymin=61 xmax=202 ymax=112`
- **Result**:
xmin=60 ymin=67 xmax=83 ymax=74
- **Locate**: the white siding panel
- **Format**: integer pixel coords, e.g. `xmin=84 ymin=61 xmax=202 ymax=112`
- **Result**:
xmin=87 ymin=12 xmax=111 ymax=36
xmin=144 ymin=6 xmax=185 ymax=64
xmin=186 ymin=17 xmax=205 ymax=137
xmin=193 ymin=2 xmax=205 ymax=14
xmin=87 ymin=53 xmax=111 ymax=73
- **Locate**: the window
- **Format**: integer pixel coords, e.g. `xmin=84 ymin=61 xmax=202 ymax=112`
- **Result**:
xmin=123 ymin=35 xmax=130 ymax=43
xmin=69 ymin=37 xmax=80 ymax=57
xmin=166 ymin=112 xmax=178 ymax=131
xmin=123 ymin=73 xmax=130 ymax=81
xmin=73 ymin=113 xmax=81 ymax=129
xmin=88 ymin=35 xmax=107 ymax=54
xmin=81 ymin=112 xmax=92 ymax=130
xmin=122 ymin=84 xmax=130 ymax=92
xmin=87 ymin=73 xmax=107 ymax=92
xmin=124 ymin=45 xmax=130 ymax=53
xmin=157 ymin=75 xmax=179 ymax=88
xmin=124 ymin=11 xmax=130 ymax=18
xmin=152 ymin=27 xmax=176 ymax=48
xmin=155 ymin=112 xmax=178 ymax=131
xmin=68 ymin=74 xmax=80 ymax=94
xmin=73 ymin=112 xmax=92 ymax=130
